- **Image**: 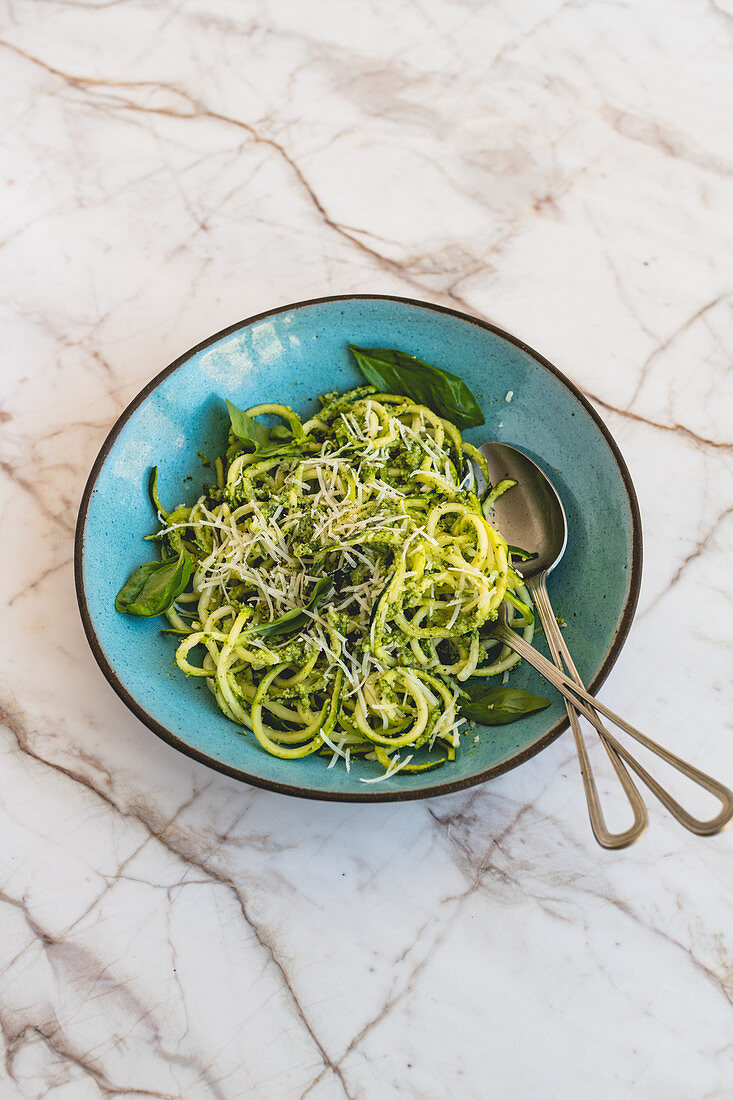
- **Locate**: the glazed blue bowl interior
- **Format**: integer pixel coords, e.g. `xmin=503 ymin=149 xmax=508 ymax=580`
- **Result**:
xmin=77 ymin=296 xmax=641 ymax=801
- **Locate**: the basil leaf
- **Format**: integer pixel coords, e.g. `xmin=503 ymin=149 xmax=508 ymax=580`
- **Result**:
xmin=459 ymin=684 xmax=551 ymax=725
xmin=115 ymin=552 xmax=193 ymax=617
xmin=348 ymin=344 xmax=484 ymax=429
xmin=249 ymin=575 xmax=334 ymax=638
xmin=226 ymin=399 xmax=293 ymax=456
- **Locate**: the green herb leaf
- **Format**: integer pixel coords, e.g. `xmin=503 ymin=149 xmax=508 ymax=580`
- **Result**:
xmin=248 ymin=575 xmax=334 ymax=638
xmin=115 ymin=552 xmax=193 ymax=617
xmin=226 ymin=399 xmax=293 ymax=456
xmin=348 ymin=345 xmax=484 ymax=429
xmin=458 ymin=683 xmax=551 ymax=725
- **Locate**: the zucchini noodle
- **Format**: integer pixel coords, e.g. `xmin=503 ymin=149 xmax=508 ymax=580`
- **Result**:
xmin=155 ymin=386 xmax=535 ymax=779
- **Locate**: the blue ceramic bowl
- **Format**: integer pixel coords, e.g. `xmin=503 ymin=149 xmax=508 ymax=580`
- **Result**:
xmin=75 ymin=295 xmax=642 ymax=801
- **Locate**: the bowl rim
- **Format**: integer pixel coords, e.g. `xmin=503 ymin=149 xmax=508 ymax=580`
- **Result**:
xmin=74 ymin=293 xmax=643 ymax=802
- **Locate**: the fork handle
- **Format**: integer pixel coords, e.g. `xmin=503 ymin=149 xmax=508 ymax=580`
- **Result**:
xmin=495 ymin=611 xmax=733 ymax=837
xmin=526 ymin=576 xmax=647 ymax=849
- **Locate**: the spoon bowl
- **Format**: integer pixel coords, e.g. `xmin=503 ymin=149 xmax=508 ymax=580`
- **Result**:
xmin=479 ymin=442 xmax=567 ymax=578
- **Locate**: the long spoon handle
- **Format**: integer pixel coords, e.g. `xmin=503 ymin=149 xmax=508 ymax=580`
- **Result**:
xmin=495 ymin=616 xmax=733 ymax=837
xmin=526 ymin=576 xmax=647 ymax=848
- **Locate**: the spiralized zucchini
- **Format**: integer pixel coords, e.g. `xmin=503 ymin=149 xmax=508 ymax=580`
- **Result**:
xmin=157 ymin=387 xmax=535 ymax=779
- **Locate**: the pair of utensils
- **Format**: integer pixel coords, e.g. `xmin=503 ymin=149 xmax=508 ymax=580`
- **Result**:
xmin=479 ymin=442 xmax=732 ymax=849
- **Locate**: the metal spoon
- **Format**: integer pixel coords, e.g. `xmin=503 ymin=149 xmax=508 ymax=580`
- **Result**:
xmin=480 ymin=441 xmax=733 ymax=848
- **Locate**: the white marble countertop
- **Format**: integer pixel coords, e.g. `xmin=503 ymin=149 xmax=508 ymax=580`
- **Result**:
xmin=2 ymin=2 xmax=732 ymax=1097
